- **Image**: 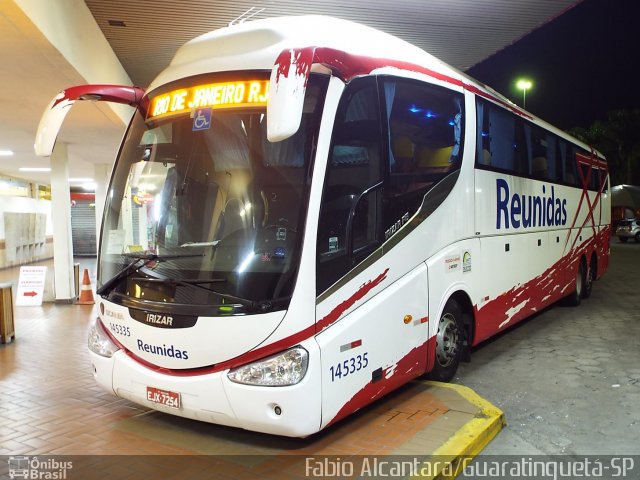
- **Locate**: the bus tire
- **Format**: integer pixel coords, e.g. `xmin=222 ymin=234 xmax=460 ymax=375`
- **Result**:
xmin=429 ymin=298 xmax=463 ymax=382
xmin=583 ymin=257 xmax=596 ymax=299
xmin=565 ymin=260 xmax=585 ymax=306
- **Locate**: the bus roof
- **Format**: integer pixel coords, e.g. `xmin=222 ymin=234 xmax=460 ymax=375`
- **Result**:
xmin=147 ymin=15 xmax=603 ymax=159
xmin=148 ymin=15 xmax=460 ymax=90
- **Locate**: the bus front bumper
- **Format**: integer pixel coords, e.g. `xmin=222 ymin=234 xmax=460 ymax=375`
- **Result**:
xmin=89 ymin=340 xmax=322 ymax=437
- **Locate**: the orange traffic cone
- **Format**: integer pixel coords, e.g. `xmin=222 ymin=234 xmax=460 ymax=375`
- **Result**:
xmin=76 ymin=268 xmax=95 ymax=305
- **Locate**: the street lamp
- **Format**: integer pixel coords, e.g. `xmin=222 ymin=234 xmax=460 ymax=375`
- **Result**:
xmin=516 ymin=79 xmax=533 ymax=109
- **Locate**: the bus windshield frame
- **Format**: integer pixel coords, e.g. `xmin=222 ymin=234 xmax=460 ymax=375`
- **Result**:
xmin=98 ymin=72 xmax=329 ymax=315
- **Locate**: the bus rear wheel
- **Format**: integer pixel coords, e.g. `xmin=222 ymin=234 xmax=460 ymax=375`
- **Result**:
xmin=429 ymin=298 xmax=463 ymax=382
xmin=583 ymin=257 xmax=596 ymax=299
xmin=565 ymin=260 xmax=585 ymax=306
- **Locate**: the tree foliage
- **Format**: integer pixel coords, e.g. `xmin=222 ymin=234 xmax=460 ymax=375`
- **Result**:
xmin=569 ymin=108 xmax=640 ymax=185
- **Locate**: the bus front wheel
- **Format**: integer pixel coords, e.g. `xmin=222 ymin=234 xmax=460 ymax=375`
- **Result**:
xmin=429 ymin=298 xmax=463 ymax=382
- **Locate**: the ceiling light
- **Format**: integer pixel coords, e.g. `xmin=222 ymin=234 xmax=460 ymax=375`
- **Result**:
xmin=82 ymin=183 xmax=97 ymax=191
xmin=0 ymin=150 xmax=15 ymax=156
xmin=19 ymin=167 xmax=51 ymax=172
xmin=137 ymin=183 xmax=156 ymax=192
xmin=69 ymin=178 xmax=94 ymax=183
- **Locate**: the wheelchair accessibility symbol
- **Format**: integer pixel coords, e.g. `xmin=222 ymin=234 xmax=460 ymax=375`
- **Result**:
xmin=192 ymin=107 xmax=212 ymax=131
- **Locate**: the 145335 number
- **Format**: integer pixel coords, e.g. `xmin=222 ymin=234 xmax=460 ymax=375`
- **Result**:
xmin=329 ymin=353 xmax=368 ymax=382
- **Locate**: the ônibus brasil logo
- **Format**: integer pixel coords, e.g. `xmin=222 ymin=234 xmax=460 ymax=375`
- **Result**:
xmin=7 ymin=456 xmax=72 ymax=479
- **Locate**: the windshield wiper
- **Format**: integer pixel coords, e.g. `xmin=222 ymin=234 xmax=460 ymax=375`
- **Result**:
xmin=97 ymin=253 xmax=203 ymax=296
xmin=132 ymin=276 xmax=289 ymax=313
xmin=120 ymin=252 xmax=204 ymax=260
xmin=180 ymin=241 xmax=220 ymax=248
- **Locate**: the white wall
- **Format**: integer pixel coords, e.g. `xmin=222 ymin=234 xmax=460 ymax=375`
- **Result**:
xmin=0 ymin=196 xmax=52 ymax=239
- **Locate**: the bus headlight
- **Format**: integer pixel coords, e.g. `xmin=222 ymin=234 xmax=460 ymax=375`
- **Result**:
xmin=227 ymin=347 xmax=309 ymax=386
xmin=88 ymin=318 xmax=119 ymax=358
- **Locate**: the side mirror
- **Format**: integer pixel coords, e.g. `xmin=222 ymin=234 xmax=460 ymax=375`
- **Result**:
xmin=35 ymin=84 xmax=145 ymax=157
xmin=266 ymin=48 xmax=315 ymax=143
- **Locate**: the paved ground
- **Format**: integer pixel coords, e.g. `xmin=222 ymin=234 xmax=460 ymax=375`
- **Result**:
xmin=456 ymin=242 xmax=640 ymax=455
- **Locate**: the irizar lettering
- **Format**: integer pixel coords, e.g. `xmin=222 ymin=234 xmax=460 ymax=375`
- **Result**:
xmin=496 ymin=178 xmax=567 ymax=229
xmin=146 ymin=313 xmax=173 ymax=326
xmin=385 ymin=212 xmax=410 ymax=239
xmin=137 ymin=339 xmax=189 ymax=359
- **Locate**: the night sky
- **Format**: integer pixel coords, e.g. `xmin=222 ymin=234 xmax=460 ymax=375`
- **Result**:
xmin=466 ymin=0 xmax=640 ymax=131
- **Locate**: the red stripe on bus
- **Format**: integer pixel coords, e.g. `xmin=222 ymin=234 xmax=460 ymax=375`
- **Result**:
xmin=275 ymin=47 xmax=534 ymax=122
xmin=112 ymin=269 xmax=389 ymax=377
xmin=473 ymin=228 xmax=609 ymax=344
xmin=316 ymin=268 xmax=389 ymax=333
xmin=327 ymin=338 xmax=433 ymax=428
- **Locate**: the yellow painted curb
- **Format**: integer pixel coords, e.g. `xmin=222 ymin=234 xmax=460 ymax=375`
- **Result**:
xmin=413 ymin=381 xmax=506 ymax=479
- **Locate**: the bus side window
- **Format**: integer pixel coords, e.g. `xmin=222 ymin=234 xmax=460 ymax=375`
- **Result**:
xmin=546 ymin=134 xmax=559 ymax=182
xmin=476 ymin=100 xmax=492 ymax=166
xmin=383 ymin=77 xmax=464 ymax=227
xmin=476 ymin=102 xmax=527 ymax=177
xmin=590 ymin=168 xmax=600 ymax=191
xmin=562 ymin=143 xmax=579 ymax=186
xmin=513 ymin=118 xmax=528 ymax=175
xmin=529 ymin=125 xmax=551 ymax=180
xmin=316 ymin=77 xmax=382 ymax=294
xmin=487 ymin=105 xmax=515 ymax=171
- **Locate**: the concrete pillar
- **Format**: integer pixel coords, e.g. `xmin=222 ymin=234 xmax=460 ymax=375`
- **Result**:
xmin=94 ymin=163 xmax=110 ymax=249
xmin=50 ymin=142 xmax=75 ymax=302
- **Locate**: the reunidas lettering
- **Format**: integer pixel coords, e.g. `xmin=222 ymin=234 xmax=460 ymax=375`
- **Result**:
xmin=496 ymin=178 xmax=567 ymax=229
xmin=137 ymin=339 xmax=189 ymax=359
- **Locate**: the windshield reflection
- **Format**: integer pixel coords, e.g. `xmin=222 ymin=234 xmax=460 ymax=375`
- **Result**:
xmin=99 ymin=74 xmax=328 ymax=312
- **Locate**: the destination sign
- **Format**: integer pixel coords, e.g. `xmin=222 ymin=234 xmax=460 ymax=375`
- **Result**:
xmin=148 ymin=80 xmax=269 ymax=120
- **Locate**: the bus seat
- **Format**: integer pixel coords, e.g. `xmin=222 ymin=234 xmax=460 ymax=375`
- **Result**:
xmin=481 ymin=149 xmax=492 ymax=165
xmin=392 ymin=135 xmax=414 ymax=173
xmin=332 ymin=145 xmax=369 ymax=166
xmin=417 ymin=145 xmax=454 ymax=170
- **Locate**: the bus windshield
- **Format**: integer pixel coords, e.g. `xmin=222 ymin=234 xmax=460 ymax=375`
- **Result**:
xmin=98 ymin=73 xmax=329 ymax=314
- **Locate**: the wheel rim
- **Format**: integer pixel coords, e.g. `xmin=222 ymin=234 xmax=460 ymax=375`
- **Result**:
xmin=575 ymin=265 xmax=583 ymax=296
xmin=586 ymin=264 xmax=593 ymax=290
xmin=435 ymin=313 xmax=459 ymax=367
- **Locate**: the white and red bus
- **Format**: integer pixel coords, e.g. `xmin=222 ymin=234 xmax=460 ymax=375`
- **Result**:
xmin=36 ymin=16 xmax=610 ymax=437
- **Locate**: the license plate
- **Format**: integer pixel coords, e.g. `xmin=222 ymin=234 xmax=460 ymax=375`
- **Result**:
xmin=146 ymin=386 xmax=181 ymax=409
